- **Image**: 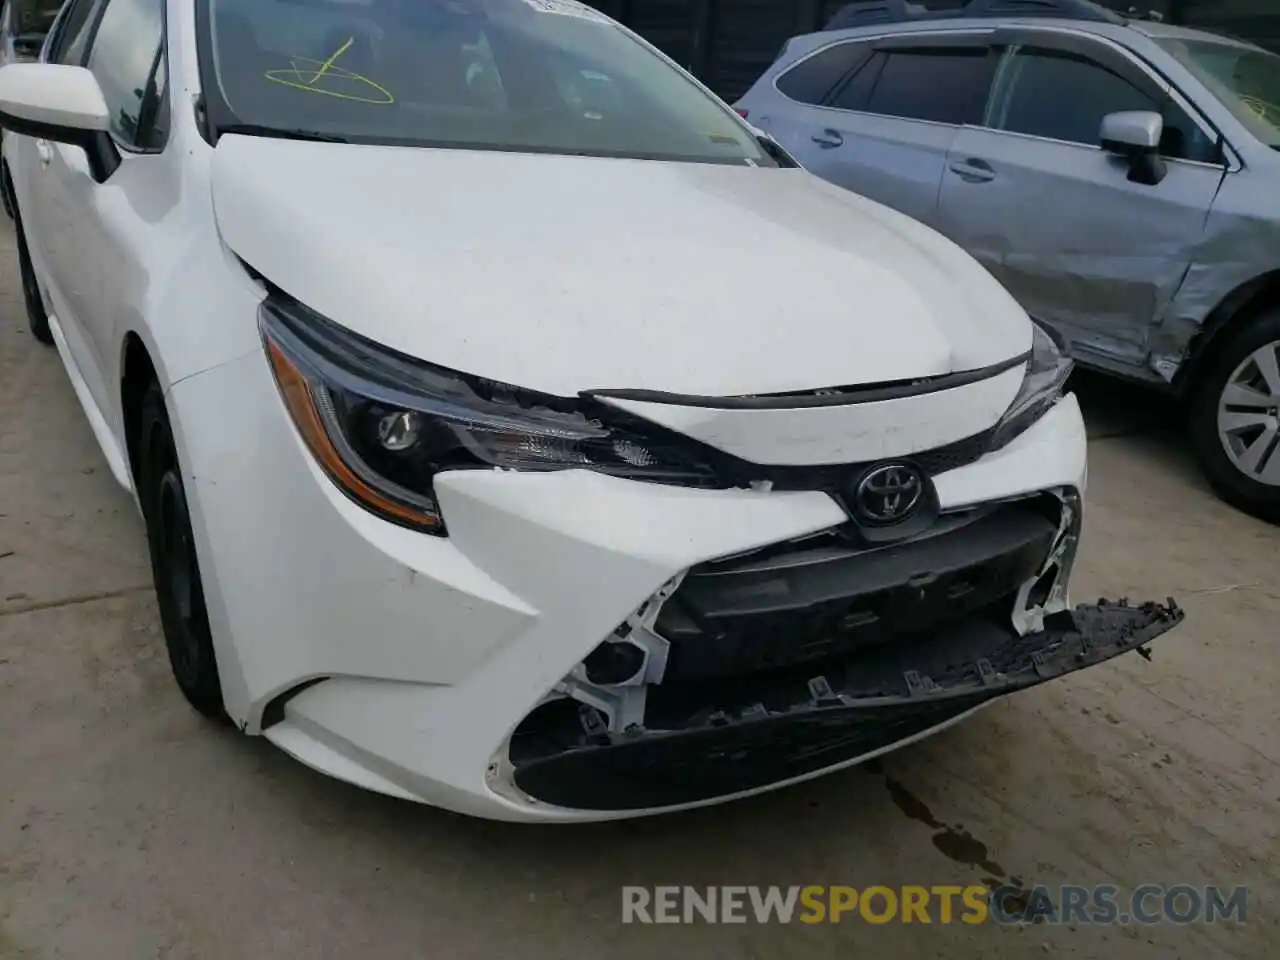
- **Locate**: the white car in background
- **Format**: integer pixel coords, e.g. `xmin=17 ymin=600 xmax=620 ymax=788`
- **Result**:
xmin=0 ymin=0 xmax=1181 ymax=821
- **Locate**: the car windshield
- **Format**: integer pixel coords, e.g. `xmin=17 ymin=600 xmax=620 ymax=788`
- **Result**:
xmin=201 ymin=0 xmax=768 ymax=164
xmin=1157 ymin=37 xmax=1280 ymax=148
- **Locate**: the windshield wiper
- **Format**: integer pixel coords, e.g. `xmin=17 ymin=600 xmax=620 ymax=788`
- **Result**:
xmin=216 ymin=124 xmax=350 ymax=144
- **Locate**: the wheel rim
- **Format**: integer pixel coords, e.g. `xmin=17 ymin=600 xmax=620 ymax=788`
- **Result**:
xmin=1217 ymin=339 xmax=1280 ymax=487
xmin=154 ymin=464 xmax=209 ymax=686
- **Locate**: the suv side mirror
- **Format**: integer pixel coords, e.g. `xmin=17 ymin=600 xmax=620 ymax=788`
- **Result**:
xmin=0 ymin=63 xmax=120 ymax=182
xmin=1100 ymin=110 xmax=1167 ymax=187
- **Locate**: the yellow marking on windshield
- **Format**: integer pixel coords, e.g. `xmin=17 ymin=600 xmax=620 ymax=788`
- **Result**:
xmin=264 ymin=38 xmax=395 ymax=104
xmin=308 ymin=36 xmax=354 ymax=85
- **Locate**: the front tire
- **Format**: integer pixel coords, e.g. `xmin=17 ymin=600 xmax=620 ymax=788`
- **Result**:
xmin=1188 ymin=310 xmax=1280 ymax=524
xmin=8 ymin=168 xmax=52 ymax=345
xmin=138 ymin=383 xmax=228 ymax=720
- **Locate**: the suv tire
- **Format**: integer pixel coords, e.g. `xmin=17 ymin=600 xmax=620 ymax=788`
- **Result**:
xmin=1188 ymin=310 xmax=1280 ymax=525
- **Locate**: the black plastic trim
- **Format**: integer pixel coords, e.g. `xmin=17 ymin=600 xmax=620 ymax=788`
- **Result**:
xmin=654 ymin=496 xmax=1059 ymax=680
xmin=510 ymin=599 xmax=1184 ymax=811
xmin=0 ymin=109 xmax=120 ymax=181
xmin=260 ymin=676 xmax=329 ymax=729
xmin=586 ymin=351 xmax=1029 ymax=409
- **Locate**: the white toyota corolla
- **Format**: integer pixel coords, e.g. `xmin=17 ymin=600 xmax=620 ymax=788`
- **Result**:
xmin=0 ymin=0 xmax=1182 ymax=821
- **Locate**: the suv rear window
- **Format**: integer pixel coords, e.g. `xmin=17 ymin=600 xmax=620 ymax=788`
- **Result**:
xmin=863 ymin=48 xmax=996 ymax=125
xmin=775 ymin=41 xmax=865 ymax=105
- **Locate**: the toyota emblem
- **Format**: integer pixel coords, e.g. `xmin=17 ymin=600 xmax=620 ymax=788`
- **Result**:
xmin=853 ymin=463 xmax=925 ymax=525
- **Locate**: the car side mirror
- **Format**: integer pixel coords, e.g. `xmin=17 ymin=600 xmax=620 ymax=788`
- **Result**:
xmin=0 ymin=63 xmax=120 ymax=182
xmin=1100 ymin=110 xmax=1167 ymax=187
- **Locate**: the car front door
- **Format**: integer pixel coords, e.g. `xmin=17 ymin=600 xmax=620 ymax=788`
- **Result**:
xmin=26 ymin=0 xmax=168 ymax=426
xmin=18 ymin=0 xmax=108 ymax=402
xmin=934 ymin=33 xmax=1227 ymax=373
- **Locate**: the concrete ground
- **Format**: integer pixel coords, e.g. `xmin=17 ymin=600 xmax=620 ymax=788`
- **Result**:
xmin=0 ymin=220 xmax=1276 ymax=960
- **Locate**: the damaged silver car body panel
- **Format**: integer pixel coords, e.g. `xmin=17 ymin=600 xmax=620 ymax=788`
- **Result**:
xmin=1151 ymin=170 xmax=1280 ymax=386
xmin=736 ymin=17 xmax=1280 ymax=389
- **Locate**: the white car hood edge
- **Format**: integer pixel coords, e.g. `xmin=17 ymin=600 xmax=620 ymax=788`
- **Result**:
xmin=210 ymin=135 xmax=1032 ymax=398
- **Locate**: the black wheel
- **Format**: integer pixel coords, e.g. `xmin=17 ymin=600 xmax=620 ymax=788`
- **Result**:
xmin=1188 ymin=309 xmax=1280 ymax=525
xmin=138 ymin=383 xmax=228 ymax=720
xmin=8 ymin=169 xmax=52 ymax=345
xmin=1 ymin=148 xmax=14 ymax=221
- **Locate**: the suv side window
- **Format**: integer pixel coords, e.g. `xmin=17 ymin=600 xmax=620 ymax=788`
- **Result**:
xmin=84 ymin=0 xmax=168 ymax=150
xmin=859 ymin=47 xmax=997 ymax=124
xmin=776 ymin=41 xmax=867 ymax=105
xmin=992 ymin=47 xmax=1218 ymax=163
xmin=48 ymin=0 xmax=103 ymax=65
xmin=828 ymin=50 xmax=885 ymax=110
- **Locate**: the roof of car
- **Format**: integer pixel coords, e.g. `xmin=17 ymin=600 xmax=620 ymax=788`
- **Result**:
xmin=1125 ymin=19 xmax=1266 ymax=49
xmin=815 ymin=14 xmax=1258 ymax=51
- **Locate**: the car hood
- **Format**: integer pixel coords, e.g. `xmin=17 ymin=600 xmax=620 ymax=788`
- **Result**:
xmin=210 ymin=135 xmax=1031 ymax=397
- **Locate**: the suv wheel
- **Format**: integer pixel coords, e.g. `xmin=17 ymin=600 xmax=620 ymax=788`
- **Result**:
xmin=1189 ymin=310 xmax=1280 ymax=524
xmin=138 ymin=382 xmax=228 ymax=721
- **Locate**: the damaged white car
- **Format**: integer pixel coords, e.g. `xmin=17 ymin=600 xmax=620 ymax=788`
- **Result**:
xmin=0 ymin=0 xmax=1181 ymax=820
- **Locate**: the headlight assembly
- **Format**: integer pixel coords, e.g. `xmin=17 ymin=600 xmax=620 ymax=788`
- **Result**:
xmin=988 ymin=319 xmax=1074 ymax=451
xmin=259 ymin=294 xmax=719 ymax=534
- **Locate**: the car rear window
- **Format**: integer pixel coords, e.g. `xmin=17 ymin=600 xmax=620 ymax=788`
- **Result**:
xmin=775 ymin=40 xmax=866 ymax=105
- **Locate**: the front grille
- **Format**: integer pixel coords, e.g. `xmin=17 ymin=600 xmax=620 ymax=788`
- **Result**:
xmin=653 ymin=497 xmax=1060 ymax=682
xmin=509 ymin=598 xmax=1183 ymax=811
xmin=718 ymin=427 xmax=996 ymax=493
xmin=511 ymin=696 xmax=983 ymax=811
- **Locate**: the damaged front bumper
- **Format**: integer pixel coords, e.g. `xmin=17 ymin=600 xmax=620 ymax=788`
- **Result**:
xmin=508 ymin=598 xmax=1183 ymax=811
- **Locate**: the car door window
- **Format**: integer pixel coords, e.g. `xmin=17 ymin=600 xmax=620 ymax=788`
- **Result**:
xmin=990 ymin=47 xmax=1217 ymax=162
xmin=862 ymin=47 xmax=996 ymax=125
xmin=827 ymin=50 xmax=885 ymax=111
xmin=48 ymin=0 xmax=102 ymax=65
xmin=84 ymin=0 xmax=168 ymax=150
xmin=775 ymin=41 xmax=868 ymax=105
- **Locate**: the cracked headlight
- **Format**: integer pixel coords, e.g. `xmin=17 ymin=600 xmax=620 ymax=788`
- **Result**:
xmin=989 ymin=319 xmax=1074 ymax=451
xmin=259 ymin=293 xmax=719 ymax=534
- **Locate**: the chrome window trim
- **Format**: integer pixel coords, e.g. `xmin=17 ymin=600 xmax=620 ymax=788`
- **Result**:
xmin=768 ymin=27 xmax=998 ymax=110
xmin=988 ymin=25 xmax=1239 ymax=170
xmin=945 ymin=123 xmax=1235 ymax=173
xmin=768 ymin=22 xmax=1240 ymax=171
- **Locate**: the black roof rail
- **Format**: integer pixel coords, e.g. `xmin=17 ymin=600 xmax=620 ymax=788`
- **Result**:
xmin=824 ymin=0 xmax=1127 ymax=32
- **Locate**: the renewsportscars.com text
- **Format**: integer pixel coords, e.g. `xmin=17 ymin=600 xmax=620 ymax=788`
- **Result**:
xmin=621 ymin=884 xmax=1249 ymax=925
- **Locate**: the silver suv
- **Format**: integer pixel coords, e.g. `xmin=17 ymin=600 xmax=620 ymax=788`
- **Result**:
xmin=736 ymin=0 xmax=1280 ymax=524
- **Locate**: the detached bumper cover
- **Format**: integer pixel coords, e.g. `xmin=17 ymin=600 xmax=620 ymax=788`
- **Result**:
xmin=510 ymin=599 xmax=1183 ymax=811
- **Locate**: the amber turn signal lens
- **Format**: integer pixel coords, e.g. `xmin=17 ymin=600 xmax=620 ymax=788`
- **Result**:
xmin=264 ymin=339 xmax=442 ymax=531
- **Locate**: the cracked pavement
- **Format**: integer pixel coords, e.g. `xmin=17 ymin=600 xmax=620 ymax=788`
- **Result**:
xmin=0 ymin=222 xmax=1277 ymax=959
